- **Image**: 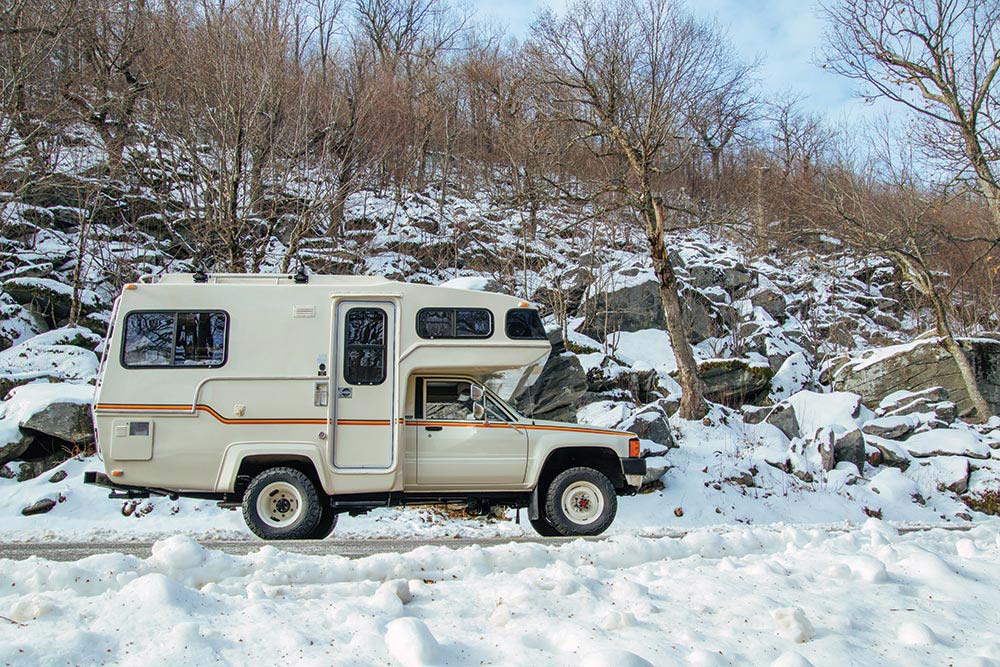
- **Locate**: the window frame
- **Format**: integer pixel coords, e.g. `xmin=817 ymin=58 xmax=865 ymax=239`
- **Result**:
xmin=504 ymin=308 xmax=548 ymax=341
xmin=415 ymin=307 xmax=494 ymax=340
xmin=416 ymin=377 xmax=517 ymax=423
xmin=120 ymin=309 xmax=230 ymax=369
xmin=343 ymin=306 xmax=388 ymax=386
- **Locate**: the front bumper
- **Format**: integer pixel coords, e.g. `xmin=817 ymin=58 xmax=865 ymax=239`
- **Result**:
xmin=622 ymin=457 xmax=647 ymax=488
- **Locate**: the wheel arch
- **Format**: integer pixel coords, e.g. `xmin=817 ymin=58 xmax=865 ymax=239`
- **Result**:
xmin=536 ymin=446 xmax=626 ymax=495
xmin=215 ymin=442 xmax=327 ymax=497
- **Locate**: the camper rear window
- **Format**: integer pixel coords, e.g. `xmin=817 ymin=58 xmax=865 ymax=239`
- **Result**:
xmin=122 ymin=311 xmax=228 ymax=368
xmin=344 ymin=308 xmax=387 ymax=385
xmin=416 ymin=308 xmax=492 ymax=339
xmin=505 ymin=308 xmax=547 ymax=340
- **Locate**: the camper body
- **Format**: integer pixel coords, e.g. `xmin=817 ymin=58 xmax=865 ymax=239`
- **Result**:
xmin=86 ymin=273 xmax=645 ymax=538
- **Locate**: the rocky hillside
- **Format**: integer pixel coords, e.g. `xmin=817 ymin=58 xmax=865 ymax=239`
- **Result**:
xmin=2 ymin=172 xmax=1000 ymax=530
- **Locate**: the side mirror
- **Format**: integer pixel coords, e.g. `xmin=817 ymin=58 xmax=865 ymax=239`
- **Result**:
xmin=470 ymin=384 xmax=484 ymax=402
xmin=473 ymin=403 xmax=485 ymax=420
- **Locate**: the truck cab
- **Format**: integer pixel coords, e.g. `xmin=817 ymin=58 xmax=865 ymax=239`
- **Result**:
xmin=86 ymin=273 xmax=645 ymax=539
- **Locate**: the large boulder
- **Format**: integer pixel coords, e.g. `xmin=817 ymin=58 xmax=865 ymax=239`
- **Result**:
xmin=20 ymin=400 xmax=95 ymax=447
xmin=832 ymin=338 xmax=1000 ymax=418
xmin=0 ymin=432 xmax=33 ymax=467
xmin=577 ymin=277 xmax=726 ymax=343
xmin=513 ymin=330 xmax=587 ymax=423
xmin=620 ymin=401 xmax=676 ymax=449
xmin=693 ymin=359 xmax=773 ymax=407
xmin=2 ymin=277 xmax=102 ymax=327
xmin=750 ymin=288 xmax=788 ymax=323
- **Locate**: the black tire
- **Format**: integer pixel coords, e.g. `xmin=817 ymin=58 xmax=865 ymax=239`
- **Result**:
xmin=242 ymin=467 xmax=322 ymax=540
xmin=529 ymin=516 xmax=562 ymax=537
xmin=542 ymin=466 xmax=617 ymax=536
xmin=308 ymin=503 xmax=339 ymax=540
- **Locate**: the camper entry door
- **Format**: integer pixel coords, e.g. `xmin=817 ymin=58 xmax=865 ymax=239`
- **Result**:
xmin=332 ymin=300 xmax=396 ymax=469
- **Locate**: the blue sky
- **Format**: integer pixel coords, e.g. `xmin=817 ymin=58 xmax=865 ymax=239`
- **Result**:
xmin=475 ymin=0 xmax=870 ymax=125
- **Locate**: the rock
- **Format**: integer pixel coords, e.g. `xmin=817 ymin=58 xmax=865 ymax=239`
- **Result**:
xmin=2 ymin=277 xmax=101 ymax=327
xmin=0 ymin=432 xmax=33 ymax=466
xmin=903 ymin=429 xmax=992 ymax=459
xmin=512 ymin=330 xmax=587 ymax=423
xmin=17 ymin=454 xmax=65 ymax=481
xmin=832 ymin=427 xmax=867 ymax=471
xmin=578 ymin=277 xmax=726 ymax=343
xmin=621 ymin=403 xmax=676 ymax=449
xmin=21 ymin=498 xmax=57 ymax=516
xmin=690 ymin=358 xmax=773 ymax=407
xmin=20 ymin=401 xmax=95 ymax=447
xmin=833 ymin=339 xmax=1000 ymax=418
xmin=867 ymin=441 xmax=911 ymax=470
xmin=750 ymin=289 xmax=788 ymax=322
xmin=862 ymin=417 xmax=916 ymax=440
xmin=48 ymin=469 xmax=67 ymax=483
xmin=766 ymin=403 xmax=800 ymax=440
xmin=641 ymin=465 xmax=668 ymax=489
xmin=584 ymin=357 xmax=661 ymax=404
xmin=687 ymin=263 xmax=753 ymax=298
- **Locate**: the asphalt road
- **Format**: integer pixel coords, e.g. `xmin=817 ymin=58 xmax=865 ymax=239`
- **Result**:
xmin=0 ymin=536 xmax=628 ymax=562
xmin=0 ymin=524 xmax=967 ymax=562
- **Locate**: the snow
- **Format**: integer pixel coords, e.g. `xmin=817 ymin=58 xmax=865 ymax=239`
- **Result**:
xmin=606 ymin=328 xmax=680 ymax=375
xmin=2 ymin=524 xmax=999 ymax=665
xmin=904 ymin=429 xmax=994 ymax=459
xmin=786 ymin=390 xmax=872 ymax=437
xmin=438 ymin=276 xmax=491 ymax=291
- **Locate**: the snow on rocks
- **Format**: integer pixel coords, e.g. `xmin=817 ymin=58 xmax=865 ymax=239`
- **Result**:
xmin=1 ymin=523 xmax=999 ymax=665
xmin=904 ymin=429 xmax=993 ymax=459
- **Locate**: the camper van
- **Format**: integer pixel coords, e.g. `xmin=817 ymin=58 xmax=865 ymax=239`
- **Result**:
xmin=85 ymin=273 xmax=646 ymax=539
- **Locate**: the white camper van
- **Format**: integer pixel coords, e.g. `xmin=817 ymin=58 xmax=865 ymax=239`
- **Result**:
xmin=85 ymin=273 xmax=646 ymax=539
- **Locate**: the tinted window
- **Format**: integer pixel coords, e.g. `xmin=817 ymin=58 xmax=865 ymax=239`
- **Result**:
xmin=344 ymin=308 xmax=386 ymax=385
xmin=505 ymin=308 xmax=547 ymax=340
xmin=417 ymin=308 xmax=452 ymax=338
xmin=122 ymin=311 xmax=227 ymax=368
xmin=416 ymin=308 xmax=492 ymax=339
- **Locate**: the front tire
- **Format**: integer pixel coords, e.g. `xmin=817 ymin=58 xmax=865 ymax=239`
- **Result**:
xmin=529 ymin=516 xmax=562 ymax=537
xmin=542 ymin=467 xmax=617 ymax=536
xmin=242 ymin=467 xmax=322 ymax=540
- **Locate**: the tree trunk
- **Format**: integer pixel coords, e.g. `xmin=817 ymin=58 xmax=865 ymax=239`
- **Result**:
xmin=895 ymin=253 xmax=993 ymax=422
xmin=646 ymin=197 xmax=708 ymax=420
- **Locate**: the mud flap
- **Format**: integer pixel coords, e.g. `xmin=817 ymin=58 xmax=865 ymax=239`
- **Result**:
xmin=528 ymin=486 xmax=540 ymax=520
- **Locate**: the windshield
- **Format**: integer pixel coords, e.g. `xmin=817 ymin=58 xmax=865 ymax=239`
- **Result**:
xmin=485 ymin=387 xmax=525 ymax=421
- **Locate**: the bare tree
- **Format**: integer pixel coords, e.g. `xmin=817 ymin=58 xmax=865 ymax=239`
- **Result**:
xmin=822 ymin=0 xmax=1000 ymax=234
xmin=814 ymin=140 xmax=994 ymax=421
xmin=530 ymin=0 xmax=747 ymax=419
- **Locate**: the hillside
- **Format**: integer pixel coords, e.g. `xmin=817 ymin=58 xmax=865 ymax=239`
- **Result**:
xmin=2 ymin=170 xmax=999 ymax=539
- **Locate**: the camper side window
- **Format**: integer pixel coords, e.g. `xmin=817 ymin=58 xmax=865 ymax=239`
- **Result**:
xmin=344 ymin=308 xmax=386 ymax=385
xmin=505 ymin=308 xmax=547 ymax=340
xmin=416 ymin=308 xmax=492 ymax=339
xmin=122 ymin=311 xmax=227 ymax=368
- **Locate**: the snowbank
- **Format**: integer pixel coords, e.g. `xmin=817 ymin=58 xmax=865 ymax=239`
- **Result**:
xmin=1 ymin=523 xmax=998 ymax=665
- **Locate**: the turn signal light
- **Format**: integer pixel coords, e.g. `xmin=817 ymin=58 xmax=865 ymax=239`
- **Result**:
xmin=628 ymin=437 xmax=640 ymax=458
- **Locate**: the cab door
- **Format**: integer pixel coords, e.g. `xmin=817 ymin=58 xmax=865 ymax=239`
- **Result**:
xmin=414 ymin=378 xmax=527 ymax=486
xmin=332 ymin=301 xmax=396 ymax=469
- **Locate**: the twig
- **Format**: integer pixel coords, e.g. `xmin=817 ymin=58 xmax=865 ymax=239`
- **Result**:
xmin=0 ymin=615 xmax=26 ymax=627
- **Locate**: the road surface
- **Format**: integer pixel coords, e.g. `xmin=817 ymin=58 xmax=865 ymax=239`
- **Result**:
xmin=0 ymin=524 xmax=967 ymax=561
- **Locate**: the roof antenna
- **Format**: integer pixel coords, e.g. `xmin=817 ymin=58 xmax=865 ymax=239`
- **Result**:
xmin=293 ymin=260 xmax=309 ymax=284
xmin=192 ymin=252 xmax=209 ymax=283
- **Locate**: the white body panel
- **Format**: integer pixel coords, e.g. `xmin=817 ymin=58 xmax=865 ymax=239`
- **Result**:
xmin=93 ymin=273 xmax=633 ymax=497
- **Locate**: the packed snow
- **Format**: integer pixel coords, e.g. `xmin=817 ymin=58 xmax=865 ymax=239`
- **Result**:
xmin=1 ymin=522 xmax=999 ymax=666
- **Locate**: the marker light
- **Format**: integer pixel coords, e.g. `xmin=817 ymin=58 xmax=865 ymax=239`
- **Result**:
xmin=628 ymin=437 xmax=641 ymax=458
xmin=124 ymin=284 xmax=136 ymax=290
xmin=111 ymin=470 xmax=123 ymax=477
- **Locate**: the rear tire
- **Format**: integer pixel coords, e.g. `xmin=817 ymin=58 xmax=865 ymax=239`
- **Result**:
xmin=542 ymin=467 xmax=617 ymax=536
xmin=308 ymin=503 xmax=339 ymax=539
xmin=242 ymin=467 xmax=322 ymax=540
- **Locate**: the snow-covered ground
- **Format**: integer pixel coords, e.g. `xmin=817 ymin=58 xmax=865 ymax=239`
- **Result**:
xmin=2 ymin=522 xmax=998 ymax=666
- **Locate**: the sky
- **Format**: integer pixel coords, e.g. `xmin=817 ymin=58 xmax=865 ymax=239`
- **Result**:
xmin=475 ymin=0 xmax=873 ymax=126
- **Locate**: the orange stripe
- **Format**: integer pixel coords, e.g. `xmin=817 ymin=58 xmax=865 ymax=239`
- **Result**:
xmin=94 ymin=405 xmax=630 ymax=436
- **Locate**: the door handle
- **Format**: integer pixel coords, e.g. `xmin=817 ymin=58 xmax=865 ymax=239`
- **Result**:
xmin=424 ymin=426 xmax=443 ymax=432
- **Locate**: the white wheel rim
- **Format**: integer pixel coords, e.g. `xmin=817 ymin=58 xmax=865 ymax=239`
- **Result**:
xmin=561 ymin=481 xmax=605 ymax=525
xmin=256 ymin=482 xmax=304 ymax=529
